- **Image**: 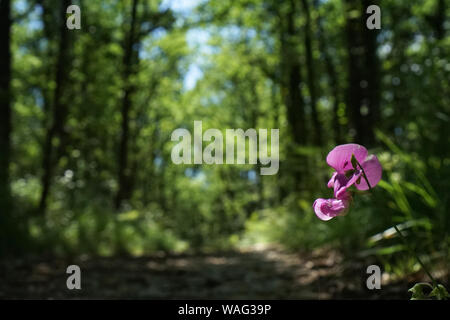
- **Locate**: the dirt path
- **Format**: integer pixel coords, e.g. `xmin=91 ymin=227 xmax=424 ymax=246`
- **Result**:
xmin=0 ymin=245 xmax=413 ymax=299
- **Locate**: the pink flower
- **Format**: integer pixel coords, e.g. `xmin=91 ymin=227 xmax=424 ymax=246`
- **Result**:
xmin=313 ymin=143 xmax=382 ymax=221
xmin=329 ymin=172 xmax=361 ymax=200
xmin=326 ymin=144 xmax=382 ymax=193
xmin=313 ymin=196 xmax=351 ymax=221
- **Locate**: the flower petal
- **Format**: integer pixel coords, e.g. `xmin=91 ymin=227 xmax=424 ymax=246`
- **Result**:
xmin=313 ymin=197 xmax=350 ymax=221
xmin=355 ymin=155 xmax=382 ymax=190
xmin=327 ymin=172 xmax=338 ymax=188
xmin=333 ymin=172 xmax=360 ymax=200
xmin=326 ymin=144 xmax=368 ymax=173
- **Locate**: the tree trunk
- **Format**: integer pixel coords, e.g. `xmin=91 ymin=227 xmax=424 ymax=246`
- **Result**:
xmin=427 ymin=0 xmax=445 ymax=40
xmin=344 ymin=0 xmax=380 ymax=147
xmin=301 ymin=0 xmax=322 ymax=146
xmin=362 ymin=0 xmax=380 ymax=143
xmin=38 ymin=0 xmax=72 ymax=214
xmin=315 ymin=0 xmax=342 ymax=144
xmin=115 ymin=0 xmax=140 ymax=210
xmin=0 ymin=0 xmax=12 ymax=251
xmin=278 ymin=0 xmax=307 ymax=192
xmin=282 ymin=0 xmax=306 ymax=146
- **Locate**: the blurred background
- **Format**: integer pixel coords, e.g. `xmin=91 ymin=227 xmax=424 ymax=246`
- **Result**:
xmin=0 ymin=0 xmax=449 ymax=299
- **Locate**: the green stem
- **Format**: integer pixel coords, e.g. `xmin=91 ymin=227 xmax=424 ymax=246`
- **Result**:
xmin=354 ymin=158 xmax=372 ymax=190
xmin=393 ymin=224 xmax=437 ymax=287
xmin=355 ymin=158 xmax=437 ymax=287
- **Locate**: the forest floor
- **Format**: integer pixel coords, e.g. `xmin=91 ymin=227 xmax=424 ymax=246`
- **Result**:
xmin=0 ymin=244 xmax=430 ymax=299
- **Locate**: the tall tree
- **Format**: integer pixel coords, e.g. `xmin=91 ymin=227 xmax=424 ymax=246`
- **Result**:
xmin=282 ymin=0 xmax=307 ymax=147
xmin=301 ymin=0 xmax=322 ymax=145
xmin=115 ymin=1 xmax=174 ymax=209
xmin=38 ymin=0 xmax=72 ymax=213
xmin=281 ymin=0 xmax=307 ymax=191
xmin=345 ymin=0 xmax=380 ymax=146
xmin=0 ymin=0 xmax=12 ymax=250
xmin=315 ymin=0 xmax=342 ymax=144
xmin=426 ymin=0 xmax=446 ymax=40
xmin=115 ymin=0 xmax=140 ymax=209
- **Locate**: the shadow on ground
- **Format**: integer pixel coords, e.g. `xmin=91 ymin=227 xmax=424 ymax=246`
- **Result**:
xmin=0 ymin=245 xmax=425 ymax=299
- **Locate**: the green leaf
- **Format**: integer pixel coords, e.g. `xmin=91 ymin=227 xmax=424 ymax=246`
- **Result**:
xmin=408 ymin=283 xmax=432 ymax=300
xmin=429 ymin=284 xmax=450 ymax=300
xmin=345 ymin=169 xmax=355 ymax=178
xmin=351 ymin=154 xmax=358 ymax=169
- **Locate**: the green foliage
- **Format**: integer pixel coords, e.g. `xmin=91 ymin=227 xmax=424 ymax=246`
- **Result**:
xmin=1 ymin=0 xmax=448 ymax=295
xmin=409 ymin=283 xmax=449 ymax=300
